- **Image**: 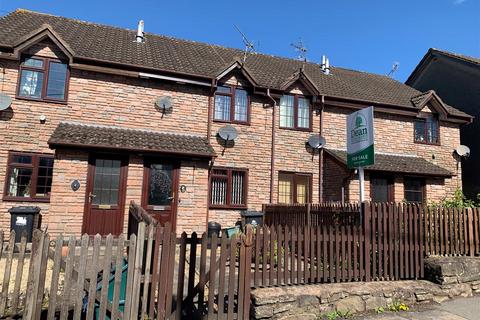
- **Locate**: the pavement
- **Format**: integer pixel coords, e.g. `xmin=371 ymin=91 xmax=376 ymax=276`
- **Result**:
xmin=357 ymin=296 xmax=480 ymax=320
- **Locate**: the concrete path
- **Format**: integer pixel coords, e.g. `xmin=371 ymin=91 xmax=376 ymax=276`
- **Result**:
xmin=358 ymin=296 xmax=480 ymax=320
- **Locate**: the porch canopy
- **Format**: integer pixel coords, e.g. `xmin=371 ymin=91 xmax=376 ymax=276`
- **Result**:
xmin=324 ymin=148 xmax=452 ymax=177
xmin=48 ymin=122 xmax=216 ymax=158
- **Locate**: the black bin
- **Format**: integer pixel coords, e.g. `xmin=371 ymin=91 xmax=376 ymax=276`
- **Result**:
xmin=208 ymin=221 xmax=221 ymax=237
xmin=241 ymin=211 xmax=264 ymax=228
xmin=8 ymin=206 xmax=41 ymax=242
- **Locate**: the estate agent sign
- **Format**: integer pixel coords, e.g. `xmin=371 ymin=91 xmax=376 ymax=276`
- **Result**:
xmin=347 ymin=106 xmax=375 ymax=169
xmin=347 ymin=106 xmax=375 ymax=204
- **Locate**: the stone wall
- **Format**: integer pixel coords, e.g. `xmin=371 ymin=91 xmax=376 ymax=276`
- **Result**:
xmin=251 ymin=257 xmax=480 ymax=319
xmin=251 ymin=279 xmax=478 ymax=320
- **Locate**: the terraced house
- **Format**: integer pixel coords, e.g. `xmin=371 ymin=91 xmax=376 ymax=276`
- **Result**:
xmin=0 ymin=9 xmax=473 ymax=236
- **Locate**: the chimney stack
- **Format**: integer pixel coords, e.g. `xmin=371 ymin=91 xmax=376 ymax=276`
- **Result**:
xmin=136 ymin=20 xmax=145 ymax=43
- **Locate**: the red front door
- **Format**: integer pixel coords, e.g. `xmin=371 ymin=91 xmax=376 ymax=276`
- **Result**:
xmin=83 ymin=155 xmax=128 ymax=235
xmin=142 ymin=159 xmax=179 ymax=229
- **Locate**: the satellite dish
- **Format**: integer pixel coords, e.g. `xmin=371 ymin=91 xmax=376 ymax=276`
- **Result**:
xmin=455 ymin=145 xmax=470 ymax=157
xmin=218 ymin=125 xmax=238 ymax=141
xmin=155 ymin=96 xmax=173 ymax=112
xmin=307 ymin=134 xmax=326 ymax=149
xmin=0 ymin=93 xmax=12 ymax=111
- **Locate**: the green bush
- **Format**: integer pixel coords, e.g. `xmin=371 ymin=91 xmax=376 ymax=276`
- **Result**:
xmin=429 ymin=189 xmax=480 ymax=209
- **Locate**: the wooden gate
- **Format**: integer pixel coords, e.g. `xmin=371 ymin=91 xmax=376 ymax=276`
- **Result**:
xmin=134 ymin=222 xmax=253 ymax=320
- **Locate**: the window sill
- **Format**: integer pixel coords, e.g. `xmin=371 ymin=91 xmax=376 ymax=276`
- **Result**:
xmin=213 ymin=119 xmax=250 ymax=126
xmin=3 ymin=196 xmax=50 ymax=203
xmin=279 ymin=126 xmax=312 ymax=132
xmin=15 ymin=95 xmax=68 ymax=105
xmin=209 ymin=205 xmax=248 ymax=210
xmin=414 ymin=141 xmax=441 ymax=146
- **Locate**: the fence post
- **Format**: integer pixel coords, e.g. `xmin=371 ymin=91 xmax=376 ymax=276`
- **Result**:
xmin=307 ymin=203 xmax=311 ymax=227
xmin=239 ymin=224 xmax=254 ymax=320
xmin=128 ymin=221 xmax=146 ymax=319
xmin=468 ymin=208 xmax=475 ymax=257
xmin=363 ymin=202 xmax=371 ymax=281
xmin=24 ymin=230 xmax=45 ymax=320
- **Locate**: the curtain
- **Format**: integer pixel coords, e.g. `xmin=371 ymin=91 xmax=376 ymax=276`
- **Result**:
xmin=280 ymin=95 xmax=294 ymax=127
xmin=20 ymin=70 xmax=41 ymax=97
xmin=214 ymin=95 xmax=231 ymax=121
xmin=297 ymin=97 xmax=310 ymax=128
xmin=8 ymin=168 xmax=19 ymax=197
xmin=234 ymin=89 xmax=248 ymax=122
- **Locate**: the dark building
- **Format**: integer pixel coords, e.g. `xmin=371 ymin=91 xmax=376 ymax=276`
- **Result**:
xmin=407 ymin=49 xmax=480 ymax=199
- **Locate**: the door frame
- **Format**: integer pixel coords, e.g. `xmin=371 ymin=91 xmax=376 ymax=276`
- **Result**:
xmin=82 ymin=153 xmax=129 ymax=235
xmin=141 ymin=157 xmax=180 ymax=230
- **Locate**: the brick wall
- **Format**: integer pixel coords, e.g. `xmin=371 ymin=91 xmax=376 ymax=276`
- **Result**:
xmin=0 ymin=39 xmax=465 ymax=237
xmin=322 ymin=106 xmax=462 ymax=204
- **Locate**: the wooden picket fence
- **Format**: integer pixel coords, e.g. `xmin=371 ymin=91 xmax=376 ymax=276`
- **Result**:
xmin=1 ymin=202 xmax=479 ymax=319
xmin=424 ymin=207 xmax=480 ymax=256
xmin=135 ymin=222 xmax=253 ymax=320
xmin=0 ymin=229 xmax=134 ymax=319
xmin=0 ymin=201 xmax=254 ymax=320
xmin=265 ymin=203 xmax=480 ymax=257
xmin=255 ymin=202 xmax=423 ymax=286
xmin=264 ymin=202 xmax=360 ymax=227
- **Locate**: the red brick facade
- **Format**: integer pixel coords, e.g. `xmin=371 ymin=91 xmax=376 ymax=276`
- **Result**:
xmin=0 ymin=39 xmax=465 ymax=237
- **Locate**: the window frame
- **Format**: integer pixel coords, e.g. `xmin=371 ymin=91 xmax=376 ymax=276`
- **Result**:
xmin=16 ymin=55 xmax=70 ymax=104
xmin=414 ymin=114 xmax=440 ymax=146
xmin=278 ymin=171 xmax=313 ymax=204
xmin=403 ymin=176 xmax=426 ymax=204
xmin=369 ymin=174 xmax=394 ymax=203
xmin=279 ymin=94 xmax=313 ymax=131
xmin=3 ymin=151 xmax=55 ymax=202
xmin=213 ymin=85 xmax=251 ymax=125
xmin=209 ymin=167 xmax=249 ymax=209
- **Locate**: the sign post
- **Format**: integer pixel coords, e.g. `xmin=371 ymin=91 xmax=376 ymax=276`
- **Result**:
xmin=347 ymin=106 xmax=375 ymax=206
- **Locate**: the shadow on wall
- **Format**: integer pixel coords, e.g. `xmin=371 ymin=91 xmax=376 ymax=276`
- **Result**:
xmin=0 ymin=107 xmax=13 ymax=121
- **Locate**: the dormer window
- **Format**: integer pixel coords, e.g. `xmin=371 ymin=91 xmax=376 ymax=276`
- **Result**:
xmin=17 ymin=57 xmax=69 ymax=102
xmin=214 ymin=85 xmax=249 ymax=124
xmin=280 ymin=94 xmax=311 ymax=130
xmin=414 ymin=114 xmax=439 ymax=145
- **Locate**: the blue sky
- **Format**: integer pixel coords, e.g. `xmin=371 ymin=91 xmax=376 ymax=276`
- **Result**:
xmin=1 ymin=0 xmax=479 ymax=82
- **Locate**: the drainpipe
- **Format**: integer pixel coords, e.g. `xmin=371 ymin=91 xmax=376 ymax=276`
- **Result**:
xmin=267 ymin=88 xmax=277 ymax=204
xmin=319 ymin=95 xmax=325 ymax=202
xmin=207 ymin=79 xmax=216 ymax=140
xmin=206 ymin=78 xmax=216 ymax=230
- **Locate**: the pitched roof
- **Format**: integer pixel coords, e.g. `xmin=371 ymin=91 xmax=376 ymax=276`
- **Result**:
xmin=410 ymin=90 xmax=468 ymax=117
xmin=0 ymin=9 xmax=471 ymax=120
xmin=430 ymin=49 xmax=480 ymax=66
xmin=325 ymin=149 xmax=452 ymax=177
xmin=48 ymin=122 xmax=215 ymax=158
xmin=406 ymin=48 xmax=480 ymax=87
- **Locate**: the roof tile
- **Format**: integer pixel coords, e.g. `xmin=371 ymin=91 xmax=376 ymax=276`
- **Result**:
xmin=0 ymin=9 xmax=471 ymax=119
xmin=325 ymin=149 xmax=452 ymax=177
xmin=48 ymin=122 xmax=215 ymax=157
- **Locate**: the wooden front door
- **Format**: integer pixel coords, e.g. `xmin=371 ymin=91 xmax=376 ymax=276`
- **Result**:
xmin=142 ymin=159 xmax=179 ymax=228
xmin=83 ymin=155 xmax=128 ymax=235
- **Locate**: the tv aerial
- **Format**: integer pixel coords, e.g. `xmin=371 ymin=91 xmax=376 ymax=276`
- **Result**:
xmin=307 ymin=134 xmax=326 ymax=150
xmin=291 ymin=38 xmax=308 ymax=62
xmin=387 ymin=61 xmax=400 ymax=77
xmin=217 ymin=125 xmax=238 ymax=155
xmin=155 ymin=96 xmax=173 ymax=115
xmin=234 ymin=24 xmax=256 ymax=63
